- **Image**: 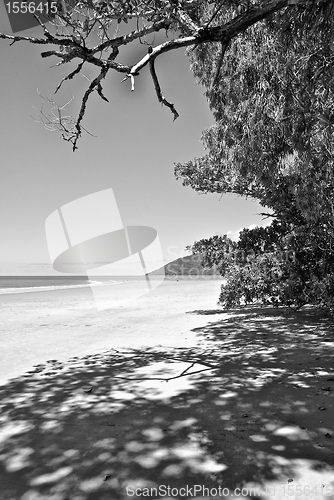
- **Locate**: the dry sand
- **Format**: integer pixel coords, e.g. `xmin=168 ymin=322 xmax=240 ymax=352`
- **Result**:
xmin=1 ymin=278 xmax=334 ymax=499
xmin=0 ymin=278 xmax=223 ymax=385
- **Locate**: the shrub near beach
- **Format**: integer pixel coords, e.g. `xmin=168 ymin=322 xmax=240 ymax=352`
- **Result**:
xmin=175 ymin=4 xmax=334 ymax=313
xmin=187 ymin=219 xmax=334 ymax=313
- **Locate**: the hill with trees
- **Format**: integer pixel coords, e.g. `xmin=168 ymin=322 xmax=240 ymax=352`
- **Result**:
xmin=149 ymin=254 xmax=218 ymax=276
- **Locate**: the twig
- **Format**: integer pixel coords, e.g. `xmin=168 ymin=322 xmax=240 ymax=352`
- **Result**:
xmin=72 ymin=66 xmax=109 ymax=150
xmin=91 ymin=19 xmax=171 ymax=55
xmin=149 ymin=58 xmax=179 ymax=120
xmin=114 ymin=366 xmax=217 ymax=382
xmin=130 ymin=74 xmax=135 ymax=91
xmin=120 ymin=73 xmax=136 ymax=90
xmin=0 ymin=33 xmax=51 ymax=45
xmin=258 ymin=212 xmax=277 ymax=219
xmin=179 ymin=361 xmax=196 ymax=376
xmin=97 ymin=82 xmax=109 ymax=102
xmin=33 ymin=13 xmax=53 ymax=38
xmin=55 ymin=61 xmax=85 ymax=93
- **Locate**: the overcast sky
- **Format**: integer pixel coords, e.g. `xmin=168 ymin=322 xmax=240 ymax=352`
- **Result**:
xmin=0 ymin=8 xmax=269 ymax=275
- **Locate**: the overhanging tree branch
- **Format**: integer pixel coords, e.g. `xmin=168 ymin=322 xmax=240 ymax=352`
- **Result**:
xmin=0 ymin=0 xmax=306 ymax=149
xmin=91 ymin=18 xmax=172 ymax=54
xmin=55 ymin=61 xmax=85 ymax=93
xmin=149 ymin=57 xmax=179 ymax=120
xmin=71 ymin=65 xmax=110 ymax=150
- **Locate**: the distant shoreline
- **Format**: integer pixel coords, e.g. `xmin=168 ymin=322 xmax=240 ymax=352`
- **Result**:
xmin=0 ymin=274 xmax=224 ymax=296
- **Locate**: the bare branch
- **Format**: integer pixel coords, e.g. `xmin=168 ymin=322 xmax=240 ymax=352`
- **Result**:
xmin=131 ymin=35 xmax=197 ymax=75
xmin=34 ymin=93 xmax=96 ymax=146
xmin=131 ymin=73 xmax=137 ymax=91
xmin=203 ymin=0 xmax=289 ymax=42
xmin=149 ymin=57 xmax=179 ymax=120
xmin=258 ymin=212 xmax=279 ymax=219
xmin=129 ymin=0 xmax=290 ymax=78
xmin=91 ymin=19 xmax=171 ymax=54
xmin=97 ymin=82 xmax=109 ymax=102
xmin=0 ymin=33 xmax=51 ymax=45
xmin=32 ymin=13 xmax=54 ymax=37
xmin=55 ymin=61 xmax=85 ymax=93
xmin=179 ymin=361 xmax=197 ymax=376
xmin=72 ymin=66 xmax=109 ymax=151
xmin=115 ymin=366 xmax=217 ymax=382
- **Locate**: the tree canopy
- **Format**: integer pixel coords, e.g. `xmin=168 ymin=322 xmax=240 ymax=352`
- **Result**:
xmin=179 ymin=2 xmax=334 ymax=312
xmin=1 ymin=0 xmax=331 ymax=150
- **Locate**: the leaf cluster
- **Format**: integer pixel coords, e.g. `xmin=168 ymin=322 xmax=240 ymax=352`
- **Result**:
xmin=177 ymin=1 xmax=334 ymax=312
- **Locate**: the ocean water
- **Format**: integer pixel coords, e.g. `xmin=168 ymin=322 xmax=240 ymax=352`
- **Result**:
xmin=0 ymin=275 xmax=168 ymax=295
xmin=0 ymin=274 xmax=218 ymax=296
xmin=0 ymin=276 xmax=120 ymax=295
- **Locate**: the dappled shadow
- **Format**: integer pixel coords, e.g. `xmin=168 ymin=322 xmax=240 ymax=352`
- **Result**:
xmin=1 ymin=306 xmax=334 ymax=499
xmin=187 ymin=308 xmax=227 ymax=315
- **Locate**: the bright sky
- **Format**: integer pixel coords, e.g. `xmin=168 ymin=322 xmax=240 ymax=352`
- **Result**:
xmin=0 ymin=7 xmax=270 ymax=275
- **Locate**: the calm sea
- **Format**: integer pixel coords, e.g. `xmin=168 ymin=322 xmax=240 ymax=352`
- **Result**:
xmin=0 ymin=275 xmax=211 ymax=295
xmin=0 ymin=276 xmax=130 ymax=295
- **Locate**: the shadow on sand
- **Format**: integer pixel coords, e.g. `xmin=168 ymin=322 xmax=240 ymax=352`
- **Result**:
xmin=1 ymin=305 xmax=334 ymax=499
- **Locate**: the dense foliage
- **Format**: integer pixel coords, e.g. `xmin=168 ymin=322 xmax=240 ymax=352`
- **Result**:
xmin=188 ymin=221 xmax=334 ymax=311
xmin=178 ymin=1 xmax=334 ymax=311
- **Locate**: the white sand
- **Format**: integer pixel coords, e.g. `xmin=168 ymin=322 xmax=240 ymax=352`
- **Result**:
xmin=0 ymin=278 xmax=224 ymax=385
xmin=1 ymin=278 xmax=334 ymax=499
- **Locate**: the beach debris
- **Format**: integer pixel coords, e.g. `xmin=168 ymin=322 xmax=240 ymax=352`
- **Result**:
xmin=83 ymin=387 xmax=93 ymax=393
xmin=321 ymin=386 xmax=331 ymax=391
xmin=325 ymin=453 xmax=334 ymax=464
xmin=318 ymin=406 xmax=326 ymax=411
xmin=287 ymin=478 xmax=293 ymax=483
xmin=327 ymin=377 xmax=334 ymax=381
xmin=107 ymin=423 xmax=115 ymax=426
xmin=325 ymin=433 xmax=332 ymax=439
xmin=241 ymin=414 xmax=249 ymax=418
xmin=103 ymin=474 xmax=111 ymax=481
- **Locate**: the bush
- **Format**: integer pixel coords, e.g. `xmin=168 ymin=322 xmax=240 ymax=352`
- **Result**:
xmin=189 ymin=221 xmax=334 ymax=314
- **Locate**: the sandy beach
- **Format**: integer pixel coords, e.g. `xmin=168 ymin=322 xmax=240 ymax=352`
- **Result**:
xmin=0 ymin=278 xmax=223 ymax=385
xmin=1 ymin=278 xmax=334 ymax=499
